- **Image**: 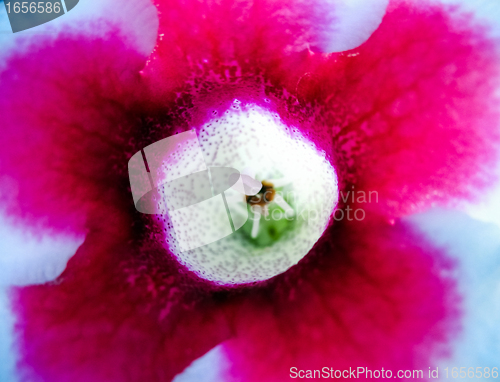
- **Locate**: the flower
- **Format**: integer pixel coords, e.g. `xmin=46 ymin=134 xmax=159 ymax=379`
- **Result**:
xmin=0 ymin=0 xmax=499 ymax=381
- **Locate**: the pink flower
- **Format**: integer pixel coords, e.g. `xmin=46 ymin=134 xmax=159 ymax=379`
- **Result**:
xmin=0 ymin=0 xmax=499 ymax=381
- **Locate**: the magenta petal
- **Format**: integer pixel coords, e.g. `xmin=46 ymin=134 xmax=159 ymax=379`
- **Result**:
xmin=302 ymin=0 xmax=500 ymax=215
xmin=3 ymin=0 xmax=499 ymax=380
xmin=153 ymin=0 xmax=335 ymax=59
xmin=144 ymin=0 xmax=340 ymax=101
xmin=147 ymin=0 xmax=500 ymax=218
xmin=223 ymin=216 xmax=460 ymax=381
xmin=0 ymin=32 xmax=148 ymax=234
xmin=12 ymin=217 xmax=232 ymax=382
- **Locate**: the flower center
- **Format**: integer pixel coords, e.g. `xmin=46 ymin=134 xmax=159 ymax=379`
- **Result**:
xmin=238 ymin=178 xmax=297 ymax=247
xmin=162 ymin=100 xmax=339 ymax=285
xmin=246 ymin=180 xmax=276 ymax=207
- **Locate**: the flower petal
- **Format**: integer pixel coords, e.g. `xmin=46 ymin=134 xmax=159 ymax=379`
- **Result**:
xmin=12 ymin=217 xmax=232 ymax=382
xmin=221 ymin=215 xmax=459 ymax=382
xmin=0 ymin=287 xmax=17 ymax=382
xmin=319 ymin=0 xmax=389 ymax=52
xmin=298 ymin=0 xmax=500 ymax=216
xmin=145 ymin=0 xmax=363 ymax=97
xmin=461 ymin=162 xmax=500 ymax=228
xmin=0 ymin=213 xmax=83 ymax=286
xmin=173 ymin=345 xmax=229 ymax=382
xmin=407 ymin=208 xmax=500 ymax=368
xmin=0 ymin=33 xmax=148 ymax=235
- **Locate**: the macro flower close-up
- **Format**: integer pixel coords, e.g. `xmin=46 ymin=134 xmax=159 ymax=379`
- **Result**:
xmin=0 ymin=0 xmax=500 ymax=381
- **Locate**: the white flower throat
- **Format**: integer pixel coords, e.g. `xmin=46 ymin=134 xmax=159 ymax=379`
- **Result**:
xmin=163 ymin=101 xmax=339 ymax=285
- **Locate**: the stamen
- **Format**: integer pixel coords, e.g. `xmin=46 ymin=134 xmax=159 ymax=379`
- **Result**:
xmin=244 ymin=178 xmax=295 ymax=241
xmin=246 ymin=180 xmax=275 ymax=207
xmin=273 ymin=194 xmax=295 ymax=217
xmin=251 ymin=206 xmax=262 ymax=238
